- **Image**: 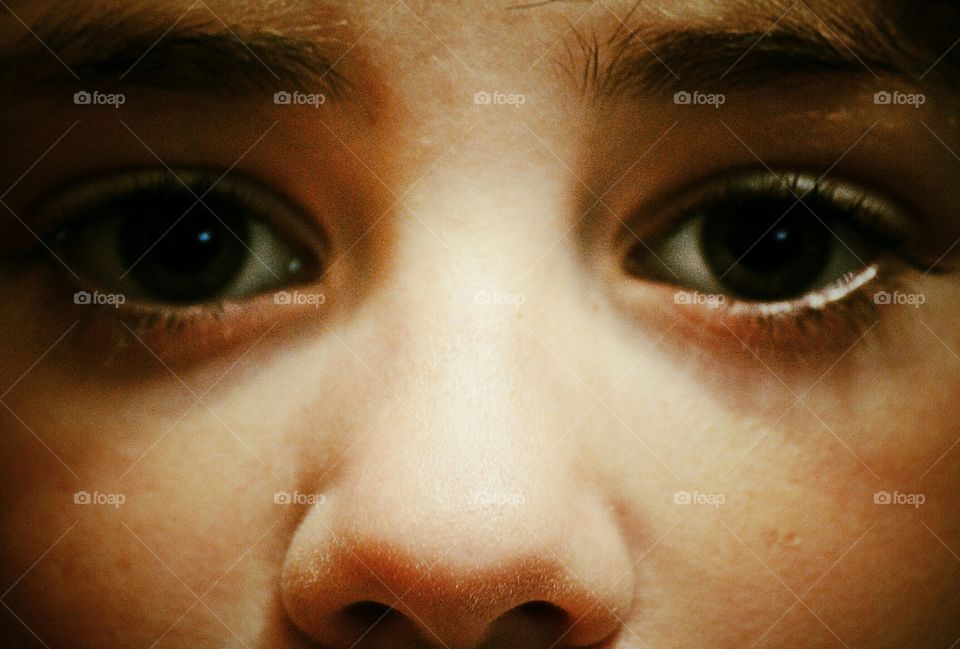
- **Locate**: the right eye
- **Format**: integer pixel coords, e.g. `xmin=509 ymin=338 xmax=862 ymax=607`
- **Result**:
xmin=623 ymin=171 xmax=912 ymax=304
xmin=42 ymin=169 xmax=325 ymax=305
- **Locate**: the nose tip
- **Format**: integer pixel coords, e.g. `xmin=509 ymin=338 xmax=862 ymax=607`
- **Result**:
xmin=280 ymin=529 xmax=628 ymax=649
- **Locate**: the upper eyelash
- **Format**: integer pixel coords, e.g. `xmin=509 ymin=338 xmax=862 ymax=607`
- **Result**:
xmin=626 ymin=169 xmax=942 ymax=282
xmin=32 ymin=168 xmax=326 ymax=256
xmin=611 ymin=168 xmax=941 ymax=356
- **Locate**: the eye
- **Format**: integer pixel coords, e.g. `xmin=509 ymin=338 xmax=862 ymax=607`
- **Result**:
xmin=43 ymin=169 xmax=324 ymax=305
xmin=624 ymin=171 xmax=910 ymax=305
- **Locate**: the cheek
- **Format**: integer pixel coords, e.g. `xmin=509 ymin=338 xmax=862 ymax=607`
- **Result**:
xmin=617 ymin=455 xmax=960 ymax=648
xmin=0 ymin=390 xmax=287 ymax=647
xmin=594 ymin=338 xmax=960 ymax=646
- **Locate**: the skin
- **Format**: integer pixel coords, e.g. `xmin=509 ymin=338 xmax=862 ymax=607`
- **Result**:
xmin=1 ymin=1 xmax=959 ymax=648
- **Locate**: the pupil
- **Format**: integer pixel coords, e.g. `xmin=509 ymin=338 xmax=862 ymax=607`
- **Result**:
xmin=702 ymin=197 xmax=831 ymax=301
xmin=118 ymin=192 xmax=251 ymax=303
xmin=153 ymin=217 xmax=226 ymax=274
xmin=725 ymin=218 xmax=803 ymax=273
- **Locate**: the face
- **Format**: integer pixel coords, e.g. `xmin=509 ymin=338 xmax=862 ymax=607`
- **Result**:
xmin=0 ymin=0 xmax=958 ymax=647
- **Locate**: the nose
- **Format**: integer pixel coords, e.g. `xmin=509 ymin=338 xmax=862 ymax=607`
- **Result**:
xmin=281 ymin=471 xmax=633 ymax=649
xmin=279 ymin=309 xmax=636 ymax=649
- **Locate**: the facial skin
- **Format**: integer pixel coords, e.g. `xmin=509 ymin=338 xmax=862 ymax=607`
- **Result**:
xmin=0 ymin=0 xmax=959 ymax=647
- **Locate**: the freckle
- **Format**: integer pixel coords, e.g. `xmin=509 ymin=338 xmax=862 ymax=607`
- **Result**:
xmin=761 ymin=529 xmax=779 ymax=550
xmin=117 ymin=556 xmax=133 ymax=572
xmin=763 ymin=530 xmax=802 ymax=550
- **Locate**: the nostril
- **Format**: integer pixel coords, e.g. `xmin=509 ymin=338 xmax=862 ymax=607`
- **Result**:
xmin=515 ymin=600 xmax=567 ymax=626
xmin=342 ymin=600 xmax=398 ymax=626
xmin=481 ymin=600 xmax=576 ymax=648
xmin=329 ymin=600 xmax=425 ymax=649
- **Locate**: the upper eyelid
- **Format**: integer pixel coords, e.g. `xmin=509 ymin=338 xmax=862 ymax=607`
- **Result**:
xmin=35 ymin=168 xmax=331 ymax=259
xmin=614 ymin=170 xmax=912 ymax=258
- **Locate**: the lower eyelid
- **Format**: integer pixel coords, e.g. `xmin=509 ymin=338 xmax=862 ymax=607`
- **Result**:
xmin=724 ymin=266 xmax=878 ymax=318
xmin=610 ymin=260 xmax=917 ymax=360
xmin=19 ymin=261 xmax=332 ymax=372
xmin=74 ymin=299 xmax=320 ymax=371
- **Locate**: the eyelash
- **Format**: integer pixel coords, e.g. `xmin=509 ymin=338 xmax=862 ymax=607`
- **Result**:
xmin=683 ymin=269 xmax=906 ymax=356
xmin=37 ymin=269 xmax=327 ymax=370
xmin=21 ymin=171 xmax=329 ymax=367
xmin=75 ymin=297 xmax=289 ymax=369
xmin=10 ymin=168 xmax=941 ymax=367
xmin=617 ymin=172 xmax=939 ymax=354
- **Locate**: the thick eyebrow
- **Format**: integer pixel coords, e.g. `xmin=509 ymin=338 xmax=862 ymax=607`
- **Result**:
xmin=570 ymin=5 xmax=960 ymax=101
xmin=0 ymin=8 xmax=353 ymax=99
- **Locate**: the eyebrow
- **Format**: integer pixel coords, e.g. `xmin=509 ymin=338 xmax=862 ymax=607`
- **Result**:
xmin=0 ymin=8 xmax=353 ymax=99
xmin=570 ymin=3 xmax=960 ymax=101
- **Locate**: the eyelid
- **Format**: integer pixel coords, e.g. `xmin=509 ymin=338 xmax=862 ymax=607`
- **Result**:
xmin=614 ymin=169 xmax=929 ymax=274
xmin=34 ymin=167 xmax=331 ymax=262
xmin=15 ymin=169 xmax=336 ymax=370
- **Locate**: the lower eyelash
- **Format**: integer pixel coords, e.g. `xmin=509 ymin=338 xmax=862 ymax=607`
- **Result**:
xmin=64 ymin=300 xmax=253 ymax=369
xmin=725 ymin=266 xmax=877 ymax=319
xmin=34 ymin=270 xmax=302 ymax=371
xmin=685 ymin=263 xmax=914 ymax=358
xmin=719 ymin=289 xmax=881 ymax=353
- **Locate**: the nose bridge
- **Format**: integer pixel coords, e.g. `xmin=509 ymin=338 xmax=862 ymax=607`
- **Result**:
xmin=371 ymin=216 xmax=550 ymax=453
xmin=334 ymin=185 xmax=599 ymax=551
xmin=347 ymin=281 xmax=554 ymax=538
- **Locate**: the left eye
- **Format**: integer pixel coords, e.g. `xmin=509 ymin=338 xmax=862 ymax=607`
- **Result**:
xmin=624 ymin=172 xmax=906 ymax=303
xmin=44 ymin=169 xmax=324 ymax=305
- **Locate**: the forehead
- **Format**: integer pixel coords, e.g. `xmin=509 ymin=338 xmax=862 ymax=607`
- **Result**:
xmin=0 ymin=0 xmax=932 ymax=55
xmin=3 ymin=0 xmax=892 ymax=28
xmin=1 ymin=0 xmax=954 ymax=99
xmin=6 ymin=0 xmax=927 ymax=80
